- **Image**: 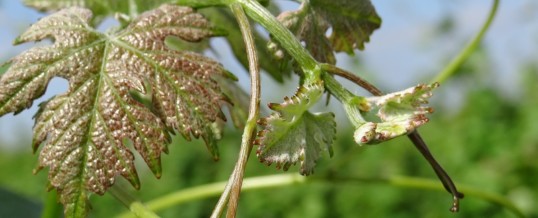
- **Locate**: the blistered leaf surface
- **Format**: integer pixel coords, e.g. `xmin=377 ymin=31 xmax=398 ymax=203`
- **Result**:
xmin=269 ymin=0 xmax=381 ymax=64
xmin=256 ymin=82 xmax=336 ymax=175
xmin=352 ymin=83 xmax=439 ymax=144
xmin=0 ymin=5 xmax=229 ymax=216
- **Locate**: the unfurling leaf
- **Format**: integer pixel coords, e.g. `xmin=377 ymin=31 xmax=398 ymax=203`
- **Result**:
xmin=268 ymin=0 xmax=381 ymax=65
xmin=0 ymin=5 xmax=231 ymax=216
xmin=256 ymin=81 xmax=336 ymax=175
xmin=346 ymin=83 xmax=439 ymax=144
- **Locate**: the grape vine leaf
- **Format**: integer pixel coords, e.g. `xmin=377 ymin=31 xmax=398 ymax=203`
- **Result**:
xmin=268 ymin=0 xmax=381 ymax=65
xmin=348 ymin=83 xmax=439 ymax=144
xmin=0 ymin=5 xmax=231 ymax=216
xmin=24 ymin=0 xmax=289 ymax=83
xmin=255 ymin=81 xmax=336 ymax=175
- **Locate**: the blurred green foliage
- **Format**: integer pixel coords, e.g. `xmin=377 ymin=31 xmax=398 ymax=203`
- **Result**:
xmin=1 ymin=68 xmax=536 ymax=217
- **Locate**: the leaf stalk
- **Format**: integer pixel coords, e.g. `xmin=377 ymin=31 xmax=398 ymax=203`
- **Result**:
xmin=109 ymin=185 xmax=160 ymax=218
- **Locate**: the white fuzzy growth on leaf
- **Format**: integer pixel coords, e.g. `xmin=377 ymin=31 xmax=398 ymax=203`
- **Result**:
xmin=353 ymin=83 xmax=439 ymax=144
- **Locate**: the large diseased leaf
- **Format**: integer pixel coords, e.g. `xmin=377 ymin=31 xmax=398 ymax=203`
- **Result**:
xmin=0 ymin=5 xmax=230 ymax=216
xmin=255 ymin=81 xmax=336 ymax=175
xmin=269 ymin=0 xmax=381 ymax=64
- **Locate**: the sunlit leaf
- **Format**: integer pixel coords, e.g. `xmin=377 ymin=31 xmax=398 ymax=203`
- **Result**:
xmin=0 ymin=5 xmax=231 ymax=216
xmin=268 ymin=0 xmax=381 ymax=64
xmin=256 ymin=81 xmax=336 ymax=175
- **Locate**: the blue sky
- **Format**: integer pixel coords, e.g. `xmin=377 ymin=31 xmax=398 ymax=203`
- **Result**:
xmin=1 ymin=0 xmax=537 ymax=149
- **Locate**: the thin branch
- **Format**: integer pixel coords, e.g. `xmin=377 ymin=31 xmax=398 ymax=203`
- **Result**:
xmin=407 ymin=130 xmax=464 ymax=212
xmin=211 ymin=3 xmax=261 ymax=218
xmin=211 ymin=178 xmax=232 ymax=218
xmin=320 ymin=63 xmax=382 ymax=96
xmin=431 ymin=0 xmax=499 ymax=84
xmin=109 ymin=185 xmax=160 ymax=218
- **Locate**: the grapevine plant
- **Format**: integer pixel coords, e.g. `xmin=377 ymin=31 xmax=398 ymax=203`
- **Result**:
xmin=0 ymin=0 xmax=501 ymax=217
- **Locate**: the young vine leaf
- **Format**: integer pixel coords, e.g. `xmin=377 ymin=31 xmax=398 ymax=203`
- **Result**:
xmin=255 ymin=81 xmax=336 ymax=175
xmin=0 ymin=5 xmax=231 ymax=216
xmin=348 ymin=83 xmax=439 ymax=144
xmin=268 ymin=0 xmax=381 ymax=65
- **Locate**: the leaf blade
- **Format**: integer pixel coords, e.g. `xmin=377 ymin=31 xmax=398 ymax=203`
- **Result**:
xmin=1 ymin=5 xmax=234 ymax=216
xmin=256 ymin=81 xmax=336 ymax=175
xmin=269 ymin=0 xmax=381 ymax=64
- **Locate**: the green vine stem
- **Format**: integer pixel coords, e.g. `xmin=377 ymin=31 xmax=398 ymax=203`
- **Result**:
xmin=238 ymin=0 xmax=320 ymax=83
xmin=116 ymin=173 xmax=524 ymax=218
xmin=431 ymin=0 xmax=499 ymax=84
xmin=211 ymin=3 xmax=262 ymax=218
xmin=109 ymin=185 xmax=160 ymax=218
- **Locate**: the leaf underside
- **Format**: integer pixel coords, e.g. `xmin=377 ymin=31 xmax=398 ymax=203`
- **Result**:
xmin=269 ymin=0 xmax=381 ymax=65
xmin=0 ymin=5 xmax=231 ymax=216
xmin=256 ymin=81 xmax=336 ymax=175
